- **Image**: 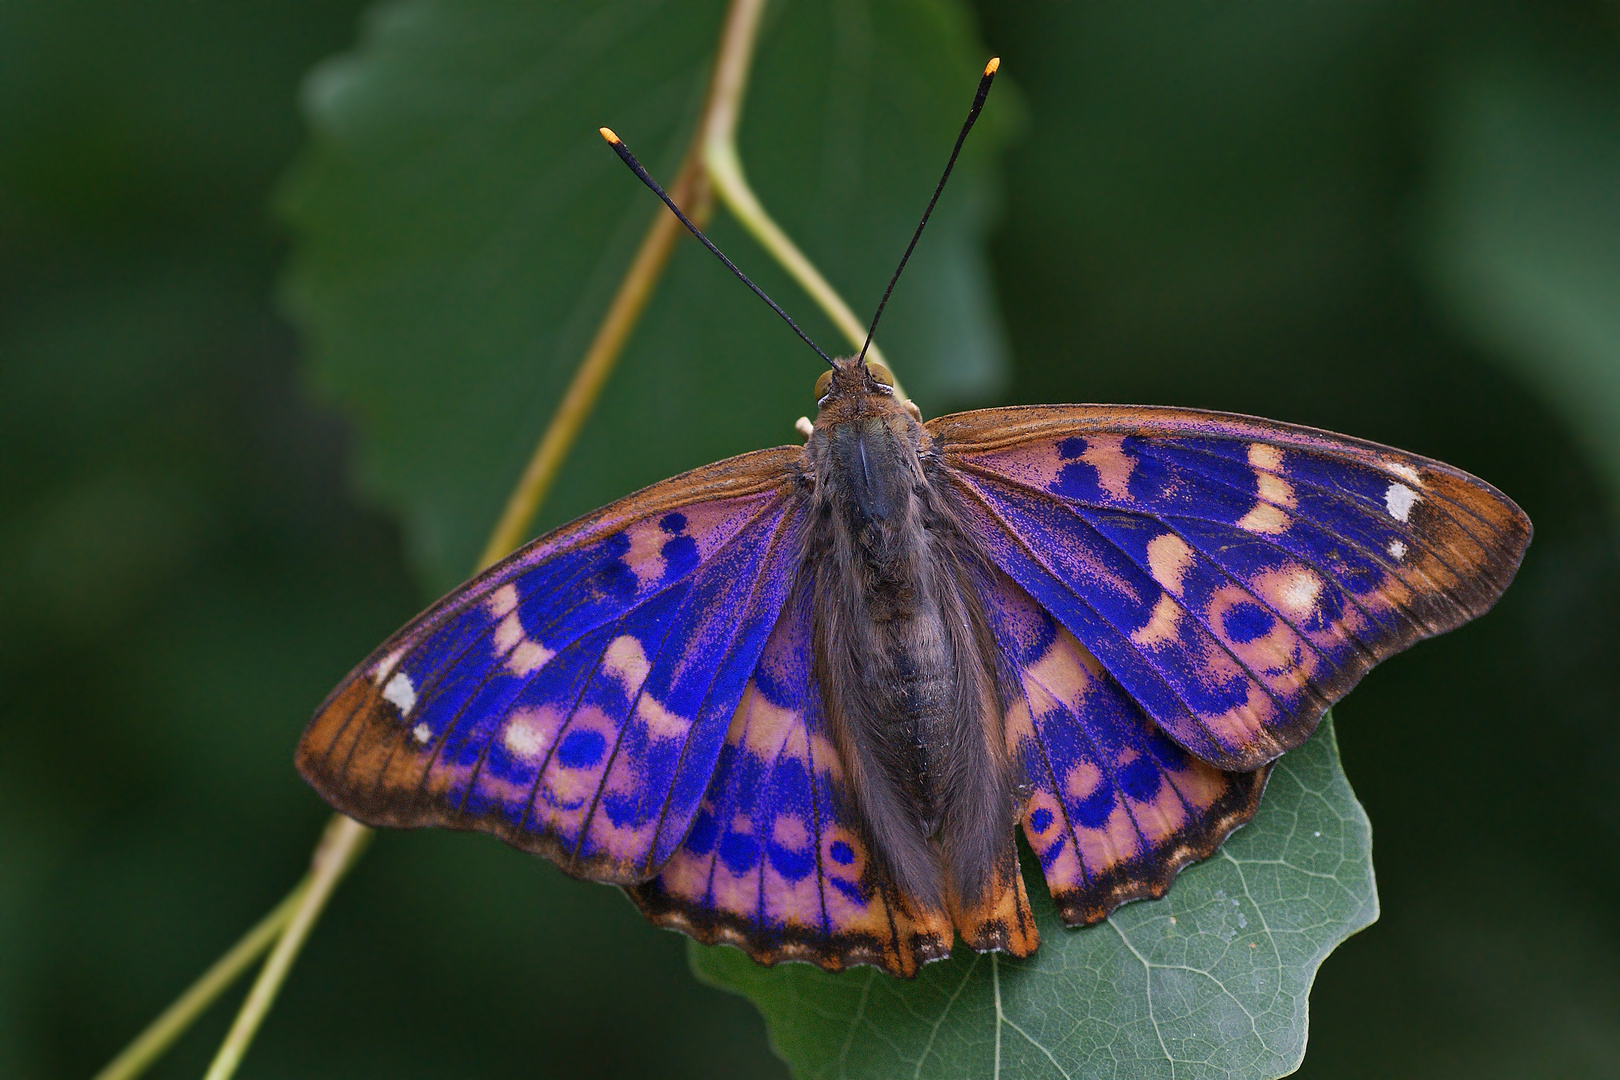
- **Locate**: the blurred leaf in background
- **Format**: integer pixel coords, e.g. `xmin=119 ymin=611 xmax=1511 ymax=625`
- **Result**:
xmin=280 ymin=0 xmax=1008 ymax=592
xmin=3 ymin=1 xmax=1618 ymax=1079
xmin=1422 ymin=19 xmax=1620 ymax=500
xmin=0 ymin=2 xmax=415 ymax=1077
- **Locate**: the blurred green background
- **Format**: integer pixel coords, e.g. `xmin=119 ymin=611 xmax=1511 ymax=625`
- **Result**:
xmin=3 ymin=1 xmax=1617 ymax=1077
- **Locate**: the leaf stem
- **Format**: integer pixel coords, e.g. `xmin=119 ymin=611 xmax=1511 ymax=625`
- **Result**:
xmin=90 ymin=882 xmax=309 ymax=1080
xmin=92 ymin=4 xmax=781 ymax=1079
xmin=479 ymin=143 xmax=712 ymax=569
xmin=479 ymin=0 xmax=805 ymax=567
xmin=200 ymin=815 xmax=371 ymax=1080
xmin=699 ymin=0 xmax=906 ymax=398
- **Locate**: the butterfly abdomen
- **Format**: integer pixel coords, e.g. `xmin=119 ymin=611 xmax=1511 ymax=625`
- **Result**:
xmin=806 ymin=364 xmax=1031 ymax=950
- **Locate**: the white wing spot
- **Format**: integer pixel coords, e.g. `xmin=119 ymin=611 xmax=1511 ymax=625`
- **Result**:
xmin=1247 ymin=443 xmax=1284 ymax=471
xmin=485 ymin=583 xmax=520 ymax=618
xmin=1387 ymin=539 xmax=1407 ymax=560
xmin=412 ymin=722 xmax=432 ymax=745
xmin=1144 ymin=532 xmax=1196 ymax=591
xmin=503 ymin=715 xmax=548 ymax=759
xmin=1279 ymin=571 xmax=1321 ymax=613
xmin=508 ymin=638 xmax=555 ymax=676
xmin=383 ymin=671 xmax=417 ymax=716
xmin=1384 ymin=460 xmax=1422 ymax=484
xmin=1384 ymin=482 xmax=1419 ymax=522
xmin=602 ymin=634 xmax=651 ymax=688
xmin=372 ymin=646 xmax=407 ymax=684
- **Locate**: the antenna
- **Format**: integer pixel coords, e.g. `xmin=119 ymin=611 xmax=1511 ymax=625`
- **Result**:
xmin=599 ymin=128 xmax=835 ymax=367
xmin=856 ymin=57 xmax=999 ymax=366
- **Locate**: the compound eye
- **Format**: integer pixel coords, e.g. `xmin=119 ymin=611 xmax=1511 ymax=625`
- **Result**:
xmin=814 ymin=370 xmax=834 ymax=400
xmin=865 ymin=360 xmax=895 ymax=388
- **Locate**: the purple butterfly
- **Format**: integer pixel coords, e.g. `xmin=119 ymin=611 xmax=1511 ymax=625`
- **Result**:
xmin=296 ymin=61 xmax=1529 ymax=978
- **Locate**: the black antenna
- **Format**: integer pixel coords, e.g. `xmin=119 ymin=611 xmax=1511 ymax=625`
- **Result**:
xmin=857 ymin=57 xmax=999 ymax=367
xmin=599 ymin=128 xmax=835 ymax=367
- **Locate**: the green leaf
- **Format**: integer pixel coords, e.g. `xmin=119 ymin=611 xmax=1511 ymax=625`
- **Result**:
xmin=692 ymin=712 xmax=1376 ymax=1080
xmin=279 ymin=0 xmax=1008 ymax=593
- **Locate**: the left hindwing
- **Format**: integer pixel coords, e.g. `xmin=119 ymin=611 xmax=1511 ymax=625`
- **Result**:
xmin=297 ymin=447 xmax=808 ymax=885
xmin=928 ymin=404 xmax=1531 ymax=772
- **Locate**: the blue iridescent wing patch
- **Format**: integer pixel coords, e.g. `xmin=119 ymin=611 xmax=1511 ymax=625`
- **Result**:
xmin=627 ymin=587 xmax=959 ymax=976
xmin=297 ymin=448 xmax=807 ymax=883
xmin=929 ymin=403 xmax=1529 ymax=929
xmin=931 ymin=404 xmax=1532 ymax=772
xmin=627 ymin=585 xmax=1041 ymax=977
xmin=979 ymin=565 xmax=1269 ymax=925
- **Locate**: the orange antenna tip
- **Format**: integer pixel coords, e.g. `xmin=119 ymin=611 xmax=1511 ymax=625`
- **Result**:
xmin=985 ymin=57 xmax=1000 ymax=76
xmin=599 ymin=127 xmax=620 ymax=144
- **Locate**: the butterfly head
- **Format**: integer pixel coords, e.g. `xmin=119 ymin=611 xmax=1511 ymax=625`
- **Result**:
xmin=815 ymin=355 xmax=894 ymax=406
xmin=812 ymin=355 xmax=922 ymax=425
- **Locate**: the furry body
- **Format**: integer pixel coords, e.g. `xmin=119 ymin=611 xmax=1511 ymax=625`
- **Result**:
xmin=804 ymin=356 xmax=1020 ymax=914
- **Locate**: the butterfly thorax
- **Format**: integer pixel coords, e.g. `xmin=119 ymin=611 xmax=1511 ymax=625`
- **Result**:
xmin=802 ymin=357 xmax=1019 ymax=915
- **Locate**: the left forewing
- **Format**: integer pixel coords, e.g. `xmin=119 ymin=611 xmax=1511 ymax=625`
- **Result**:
xmin=297 ymin=446 xmax=807 ymax=885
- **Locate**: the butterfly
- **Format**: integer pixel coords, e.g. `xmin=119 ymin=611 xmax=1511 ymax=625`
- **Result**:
xmin=295 ymin=60 xmax=1530 ymax=978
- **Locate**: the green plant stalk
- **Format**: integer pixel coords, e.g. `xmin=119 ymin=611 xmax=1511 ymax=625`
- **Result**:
xmin=201 ymin=815 xmax=371 ymax=1080
xmin=698 ymin=0 xmax=906 ymax=400
xmin=90 ymin=883 xmax=310 ymax=1080
xmin=92 ymin=0 xmax=897 ymax=1075
xmin=479 ymin=143 xmax=712 ymax=569
xmin=704 ymin=143 xmax=899 ymax=395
